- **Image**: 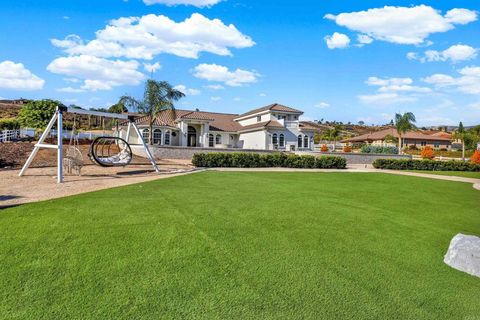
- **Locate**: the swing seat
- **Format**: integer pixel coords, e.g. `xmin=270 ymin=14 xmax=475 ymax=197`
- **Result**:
xmin=64 ymin=146 xmax=84 ymax=175
xmin=89 ymin=136 xmax=133 ymax=167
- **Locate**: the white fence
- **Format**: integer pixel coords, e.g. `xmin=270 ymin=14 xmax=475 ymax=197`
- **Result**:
xmin=0 ymin=129 xmax=21 ymax=142
xmin=0 ymin=128 xmax=114 ymax=142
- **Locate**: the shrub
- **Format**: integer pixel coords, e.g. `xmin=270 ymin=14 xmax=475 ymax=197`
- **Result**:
xmin=343 ymin=144 xmax=352 ymax=153
xmin=192 ymin=152 xmax=346 ymax=169
xmin=421 ymin=146 xmax=435 ymax=159
xmin=320 ymin=144 xmax=328 ymax=152
xmin=360 ymin=145 xmax=398 ymax=154
xmin=0 ymin=118 xmax=20 ymax=130
xmin=372 ymin=158 xmax=480 ymax=172
xmin=471 ymin=150 xmax=480 ymax=165
xmin=408 ymin=145 xmax=419 ymax=150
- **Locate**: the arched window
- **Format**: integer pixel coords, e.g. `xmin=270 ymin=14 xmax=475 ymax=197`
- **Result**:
xmin=209 ymin=134 xmax=214 ymax=147
xmin=304 ymin=135 xmax=309 ymax=149
xmin=279 ymin=134 xmax=285 ymax=147
xmin=142 ymin=128 xmax=150 ymax=143
xmin=215 ymin=134 xmax=222 ymax=144
xmin=297 ymin=135 xmax=303 ymax=148
xmin=164 ymin=130 xmax=170 ymax=145
xmin=272 ymin=133 xmax=278 ymax=145
xmin=153 ymin=129 xmax=162 ymax=145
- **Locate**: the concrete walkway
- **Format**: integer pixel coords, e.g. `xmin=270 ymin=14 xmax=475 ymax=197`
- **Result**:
xmin=211 ymin=165 xmax=480 ymax=190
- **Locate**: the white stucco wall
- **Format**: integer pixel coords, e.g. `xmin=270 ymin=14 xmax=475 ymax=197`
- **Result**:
xmin=239 ymin=130 xmax=267 ymax=149
xmin=237 ymin=113 xmax=272 ymax=126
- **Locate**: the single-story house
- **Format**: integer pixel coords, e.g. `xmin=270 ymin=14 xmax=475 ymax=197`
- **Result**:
xmin=344 ymin=128 xmax=452 ymax=150
xmin=120 ymin=103 xmax=316 ymax=151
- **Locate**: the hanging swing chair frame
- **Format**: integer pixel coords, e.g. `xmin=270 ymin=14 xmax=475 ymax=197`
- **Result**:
xmin=19 ymin=105 xmax=160 ymax=183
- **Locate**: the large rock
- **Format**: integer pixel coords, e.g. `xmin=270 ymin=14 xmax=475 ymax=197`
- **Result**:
xmin=444 ymin=233 xmax=480 ymax=278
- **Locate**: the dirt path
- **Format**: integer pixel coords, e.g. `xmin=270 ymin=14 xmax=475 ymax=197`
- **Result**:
xmin=0 ymin=162 xmax=199 ymax=208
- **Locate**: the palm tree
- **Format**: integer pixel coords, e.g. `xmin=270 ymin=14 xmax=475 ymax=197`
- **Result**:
xmin=395 ymin=112 xmax=416 ymax=154
xmin=119 ymin=80 xmax=185 ymax=144
xmin=453 ymin=121 xmax=466 ymax=161
xmin=322 ymin=126 xmax=340 ymax=151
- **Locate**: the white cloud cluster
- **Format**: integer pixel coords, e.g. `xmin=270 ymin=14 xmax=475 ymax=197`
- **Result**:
xmin=143 ymin=0 xmax=221 ymax=7
xmin=407 ymin=44 xmax=477 ymax=63
xmin=423 ymin=66 xmax=480 ymax=95
xmin=0 ymin=61 xmax=44 ymax=90
xmin=359 ymin=76 xmax=431 ymax=104
xmin=193 ymin=63 xmax=259 ymax=86
xmin=143 ymin=62 xmax=161 ymax=73
xmin=173 ymin=84 xmax=201 ymax=96
xmin=47 ymin=55 xmax=145 ymax=91
xmin=51 ymin=13 xmax=254 ymax=60
xmin=325 ymin=5 xmax=477 ymax=45
xmin=324 ymin=32 xmax=350 ymax=49
xmin=315 ymin=102 xmax=330 ymax=108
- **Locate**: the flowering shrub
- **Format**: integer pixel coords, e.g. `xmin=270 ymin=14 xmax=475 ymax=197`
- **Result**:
xmin=421 ymin=146 xmax=435 ymax=159
xmin=343 ymin=144 xmax=352 ymax=153
xmin=320 ymin=144 xmax=328 ymax=152
xmin=471 ymin=150 xmax=480 ymax=164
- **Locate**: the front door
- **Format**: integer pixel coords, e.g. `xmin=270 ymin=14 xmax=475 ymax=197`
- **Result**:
xmin=187 ymin=126 xmax=197 ymax=147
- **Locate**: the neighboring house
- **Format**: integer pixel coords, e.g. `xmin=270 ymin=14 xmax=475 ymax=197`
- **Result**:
xmin=344 ymin=128 xmax=452 ymax=150
xmin=120 ymin=103 xmax=315 ymax=151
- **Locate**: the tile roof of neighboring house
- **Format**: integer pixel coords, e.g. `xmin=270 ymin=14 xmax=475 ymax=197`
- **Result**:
xmin=346 ymin=128 xmax=452 ymax=142
xmin=126 ymin=109 xmax=243 ymax=132
xmin=237 ymin=103 xmax=303 ymax=118
xmin=238 ymin=120 xmax=285 ymax=132
xmin=299 ymin=121 xmax=329 ymax=131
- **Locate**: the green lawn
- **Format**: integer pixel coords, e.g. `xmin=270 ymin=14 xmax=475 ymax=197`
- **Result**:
xmin=1 ymin=172 xmax=479 ymax=319
xmin=406 ymin=170 xmax=480 ymax=179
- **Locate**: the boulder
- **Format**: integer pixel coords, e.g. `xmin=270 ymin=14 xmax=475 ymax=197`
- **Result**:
xmin=444 ymin=233 xmax=480 ymax=278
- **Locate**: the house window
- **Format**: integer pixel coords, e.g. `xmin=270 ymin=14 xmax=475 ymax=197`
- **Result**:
xmin=153 ymin=129 xmax=162 ymax=145
xmin=294 ymin=115 xmax=297 ymax=120
xmin=209 ymin=134 xmax=214 ymax=147
xmin=164 ymin=130 xmax=170 ymax=145
xmin=142 ymin=128 xmax=150 ymax=143
xmin=279 ymin=134 xmax=285 ymax=147
xmin=421 ymin=141 xmax=426 ymax=146
xmin=434 ymin=143 xmax=440 ymax=148
xmin=272 ymin=133 xmax=278 ymax=145
xmin=297 ymin=135 xmax=303 ymax=148
xmin=257 ymin=115 xmax=261 ymax=122
xmin=304 ymin=135 xmax=309 ymax=149
xmin=215 ymin=134 xmax=222 ymax=144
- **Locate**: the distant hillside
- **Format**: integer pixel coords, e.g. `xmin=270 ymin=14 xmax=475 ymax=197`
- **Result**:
xmin=0 ymin=100 xmax=24 ymax=119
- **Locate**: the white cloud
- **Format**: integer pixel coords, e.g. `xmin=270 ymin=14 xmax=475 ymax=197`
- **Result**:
xmin=325 ymin=5 xmax=477 ymax=45
xmin=407 ymin=44 xmax=477 ymax=63
xmin=358 ymin=93 xmax=418 ymax=105
xmin=210 ymin=96 xmax=221 ymax=101
xmin=324 ymin=32 xmax=350 ymax=49
xmin=173 ymin=84 xmax=201 ymax=95
xmin=51 ymin=13 xmax=254 ymax=60
xmin=259 ymin=93 xmax=267 ymax=97
xmin=233 ymin=97 xmax=241 ymax=101
xmin=47 ymin=55 xmax=145 ymax=91
xmin=206 ymin=84 xmax=224 ymax=90
xmin=143 ymin=0 xmax=221 ymax=7
xmin=357 ymin=34 xmax=373 ymax=45
xmin=423 ymin=66 xmax=480 ymax=94
xmin=0 ymin=60 xmax=45 ymax=90
xmin=56 ymin=87 xmax=86 ymax=93
xmin=315 ymin=102 xmax=330 ymax=108
xmin=365 ymin=77 xmax=413 ymax=86
xmin=143 ymin=62 xmax=161 ymax=73
xmin=193 ymin=63 xmax=259 ymax=86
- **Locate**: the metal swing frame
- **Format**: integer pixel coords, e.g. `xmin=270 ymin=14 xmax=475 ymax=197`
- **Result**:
xmin=19 ymin=105 xmax=159 ymax=183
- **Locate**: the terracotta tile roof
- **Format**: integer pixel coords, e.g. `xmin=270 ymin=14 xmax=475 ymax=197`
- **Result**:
xmin=299 ymin=121 xmax=329 ymax=131
xmin=177 ymin=111 xmax=214 ymax=121
xmin=237 ymin=103 xmax=303 ymax=118
xmin=238 ymin=120 xmax=285 ymax=132
xmin=346 ymin=128 xmax=452 ymax=142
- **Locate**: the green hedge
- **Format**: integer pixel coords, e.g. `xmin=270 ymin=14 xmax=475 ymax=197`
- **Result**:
xmin=0 ymin=118 xmax=20 ymax=130
xmin=360 ymin=145 xmax=398 ymax=154
xmin=192 ymin=152 xmax=346 ymax=169
xmin=372 ymin=159 xmax=480 ymax=172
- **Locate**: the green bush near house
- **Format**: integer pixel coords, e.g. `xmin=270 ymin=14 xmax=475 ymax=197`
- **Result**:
xmin=192 ymin=152 xmax=347 ymax=169
xmin=373 ymin=158 xmax=480 ymax=171
xmin=360 ymin=145 xmax=398 ymax=154
xmin=0 ymin=118 xmax=20 ymax=130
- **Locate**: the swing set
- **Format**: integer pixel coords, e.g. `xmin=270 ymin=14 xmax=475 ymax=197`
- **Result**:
xmin=19 ymin=106 xmax=159 ymax=183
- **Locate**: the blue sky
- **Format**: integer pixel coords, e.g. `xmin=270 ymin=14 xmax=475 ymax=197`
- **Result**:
xmin=1 ymin=0 xmax=479 ymax=126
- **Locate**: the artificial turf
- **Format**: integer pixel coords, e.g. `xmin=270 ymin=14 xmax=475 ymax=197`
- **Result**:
xmin=1 ymin=172 xmax=479 ymax=319
xmin=406 ymin=170 xmax=480 ymax=179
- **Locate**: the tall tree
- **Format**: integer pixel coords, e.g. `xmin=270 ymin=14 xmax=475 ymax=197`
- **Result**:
xmin=454 ymin=122 xmax=466 ymax=161
xmin=119 ymin=80 xmax=185 ymax=144
xmin=17 ymin=99 xmax=64 ymax=131
xmin=394 ymin=112 xmax=416 ymax=154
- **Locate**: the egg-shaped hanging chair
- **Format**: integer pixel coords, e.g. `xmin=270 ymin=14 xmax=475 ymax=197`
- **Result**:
xmin=89 ymin=136 xmax=133 ymax=167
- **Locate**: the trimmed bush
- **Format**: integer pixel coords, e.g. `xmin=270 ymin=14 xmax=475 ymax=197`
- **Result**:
xmin=471 ymin=150 xmax=480 ymax=164
xmin=320 ymin=144 xmax=328 ymax=152
xmin=421 ymin=146 xmax=435 ymax=159
xmin=372 ymin=158 xmax=480 ymax=172
xmin=0 ymin=118 xmax=20 ymax=130
xmin=360 ymin=145 xmax=398 ymax=154
xmin=343 ymin=144 xmax=352 ymax=153
xmin=192 ymin=152 xmax=346 ymax=169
